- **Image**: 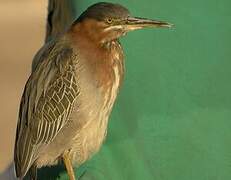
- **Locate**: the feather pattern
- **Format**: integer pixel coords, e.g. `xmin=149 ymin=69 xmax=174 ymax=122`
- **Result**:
xmin=14 ymin=40 xmax=79 ymax=177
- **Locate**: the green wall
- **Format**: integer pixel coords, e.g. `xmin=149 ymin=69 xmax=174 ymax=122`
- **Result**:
xmin=41 ymin=0 xmax=231 ymax=179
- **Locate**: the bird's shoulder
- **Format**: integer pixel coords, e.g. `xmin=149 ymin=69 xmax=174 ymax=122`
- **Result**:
xmin=32 ymin=36 xmax=77 ymax=72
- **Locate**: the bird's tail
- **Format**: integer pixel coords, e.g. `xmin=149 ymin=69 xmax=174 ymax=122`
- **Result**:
xmin=22 ymin=164 xmax=37 ymax=180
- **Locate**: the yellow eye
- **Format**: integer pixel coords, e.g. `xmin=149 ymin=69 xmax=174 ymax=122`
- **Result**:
xmin=107 ymin=18 xmax=113 ymax=24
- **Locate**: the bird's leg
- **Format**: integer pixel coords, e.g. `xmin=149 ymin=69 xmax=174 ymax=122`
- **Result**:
xmin=62 ymin=152 xmax=76 ymax=180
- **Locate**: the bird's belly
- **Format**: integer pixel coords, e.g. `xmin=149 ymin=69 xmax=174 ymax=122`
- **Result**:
xmin=69 ymin=64 xmax=121 ymax=165
xmin=70 ymin=89 xmax=118 ymax=165
xmin=70 ymin=110 xmax=109 ymax=165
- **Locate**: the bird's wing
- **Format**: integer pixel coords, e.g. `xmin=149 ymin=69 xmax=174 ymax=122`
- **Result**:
xmin=14 ymin=45 xmax=79 ymax=178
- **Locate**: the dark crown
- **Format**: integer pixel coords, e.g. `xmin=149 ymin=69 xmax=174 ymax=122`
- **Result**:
xmin=77 ymin=2 xmax=130 ymax=22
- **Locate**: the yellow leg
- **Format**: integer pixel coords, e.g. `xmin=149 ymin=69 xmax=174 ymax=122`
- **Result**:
xmin=63 ymin=152 xmax=76 ymax=180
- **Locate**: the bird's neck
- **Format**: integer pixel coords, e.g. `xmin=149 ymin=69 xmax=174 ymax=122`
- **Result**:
xmin=102 ymin=40 xmax=119 ymax=50
xmin=69 ymin=20 xmax=121 ymax=47
xmin=67 ymin=24 xmax=124 ymax=89
xmin=68 ymin=23 xmax=123 ymax=62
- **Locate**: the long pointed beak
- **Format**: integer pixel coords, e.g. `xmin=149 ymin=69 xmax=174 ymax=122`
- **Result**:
xmin=124 ymin=17 xmax=173 ymax=31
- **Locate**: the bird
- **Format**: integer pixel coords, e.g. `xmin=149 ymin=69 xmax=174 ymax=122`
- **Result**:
xmin=14 ymin=2 xmax=172 ymax=180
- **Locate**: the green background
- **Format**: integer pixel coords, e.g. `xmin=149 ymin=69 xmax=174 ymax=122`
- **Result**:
xmin=39 ymin=0 xmax=231 ymax=179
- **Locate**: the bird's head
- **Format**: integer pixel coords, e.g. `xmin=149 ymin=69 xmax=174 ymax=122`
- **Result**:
xmin=72 ymin=2 xmax=173 ymax=44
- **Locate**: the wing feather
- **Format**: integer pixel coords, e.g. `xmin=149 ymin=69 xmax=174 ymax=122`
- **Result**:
xmin=14 ymin=44 xmax=79 ymax=178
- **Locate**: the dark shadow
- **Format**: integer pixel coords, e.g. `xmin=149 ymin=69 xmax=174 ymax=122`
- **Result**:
xmin=37 ymin=163 xmax=65 ymax=180
xmin=22 ymin=162 xmax=66 ymax=180
xmin=37 ymin=163 xmax=87 ymax=180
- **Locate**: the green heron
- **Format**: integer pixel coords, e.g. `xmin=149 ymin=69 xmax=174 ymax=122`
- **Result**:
xmin=14 ymin=2 xmax=172 ymax=180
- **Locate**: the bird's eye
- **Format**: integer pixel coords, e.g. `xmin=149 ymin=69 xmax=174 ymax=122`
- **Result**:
xmin=107 ymin=18 xmax=113 ymax=24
